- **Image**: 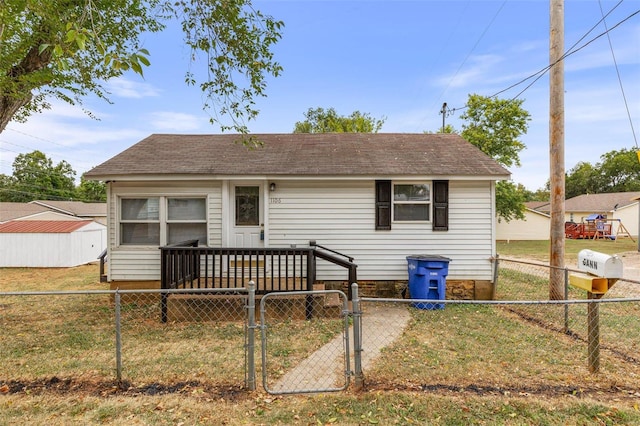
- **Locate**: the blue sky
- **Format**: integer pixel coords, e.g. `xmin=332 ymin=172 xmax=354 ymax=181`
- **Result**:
xmin=1 ymin=0 xmax=639 ymax=191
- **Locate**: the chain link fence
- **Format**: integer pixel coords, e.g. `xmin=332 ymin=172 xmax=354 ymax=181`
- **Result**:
xmin=259 ymin=290 xmax=351 ymax=394
xmin=496 ymin=257 xmax=640 ymax=372
xmin=0 ymin=288 xmax=249 ymax=391
xmin=2 ymin=260 xmax=640 ymax=396
xmin=356 ymin=258 xmax=640 ymax=394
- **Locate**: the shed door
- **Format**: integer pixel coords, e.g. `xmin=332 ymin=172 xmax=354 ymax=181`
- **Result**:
xmin=231 ymin=184 xmax=263 ymax=247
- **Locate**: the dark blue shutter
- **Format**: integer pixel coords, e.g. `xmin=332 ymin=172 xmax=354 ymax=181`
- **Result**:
xmin=432 ymin=180 xmax=449 ymax=231
xmin=375 ymin=180 xmax=391 ymax=230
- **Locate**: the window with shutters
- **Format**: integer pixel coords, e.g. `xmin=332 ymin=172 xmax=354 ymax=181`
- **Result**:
xmin=375 ymin=180 xmax=449 ymax=230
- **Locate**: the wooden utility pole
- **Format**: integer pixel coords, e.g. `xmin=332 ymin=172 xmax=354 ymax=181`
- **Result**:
xmin=549 ymin=0 xmax=565 ymax=300
xmin=440 ymin=102 xmax=448 ymax=133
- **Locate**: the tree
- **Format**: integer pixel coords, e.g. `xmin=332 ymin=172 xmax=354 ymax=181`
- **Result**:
xmin=0 ymin=0 xmax=283 ymax=136
xmin=495 ymin=181 xmax=527 ymax=222
xmin=459 ymin=94 xmax=531 ymax=221
xmin=527 ymin=187 xmax=550 ymax=202
xmin=1 ymin=150 xmax=76 ymax=202
xmin=293 ymin=107 xmax=385 ymax=133
xmin=598 ymin=148 xmax=640 ymax=193
xmin=564 ymin=148 xmax=640 ymax=197
xmin=424 ymin=124 xmax=457 ymax=134
xmin=77 ymin=174 xmax=107 ymax=202
xmin=565 ymin=161 xmax=602 ymax=198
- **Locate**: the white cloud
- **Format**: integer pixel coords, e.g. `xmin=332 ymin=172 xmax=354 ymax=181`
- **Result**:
xmin=147 ymin=111 xmax=204 ymax=132
xmin=436 ymin=54 xmax=505 ymax=89
xmin=105 ymin=77 xmax=160 ymax=99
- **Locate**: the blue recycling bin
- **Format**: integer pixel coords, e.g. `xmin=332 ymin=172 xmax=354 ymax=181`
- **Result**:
xmin=406 ymin=255 xmax=451 ymax=310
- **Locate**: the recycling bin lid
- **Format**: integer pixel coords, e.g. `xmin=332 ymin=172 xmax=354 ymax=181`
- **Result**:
xmin=406 ymin=254 xmax=451 ymax=262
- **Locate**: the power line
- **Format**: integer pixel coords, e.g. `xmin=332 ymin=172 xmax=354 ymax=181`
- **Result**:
xmin=450 ymin=3 xmax=638 ymax=111
xmin=599 ymin=0 xmax=638 ymax=149
xmin=431 ymin=0 xmax=508 ymax=111
xmin=2 ymin=129 xmax=97 ymax=173
xmin=508 ymin=6 xmax=638 ymax=102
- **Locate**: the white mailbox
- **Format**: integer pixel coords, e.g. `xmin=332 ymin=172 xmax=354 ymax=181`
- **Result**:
xmin=577 ymin=249 xmax=623 ymax=279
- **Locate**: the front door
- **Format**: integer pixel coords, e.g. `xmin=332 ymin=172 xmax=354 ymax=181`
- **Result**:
xmin=231 ymin=184 xmax=263 ymax=247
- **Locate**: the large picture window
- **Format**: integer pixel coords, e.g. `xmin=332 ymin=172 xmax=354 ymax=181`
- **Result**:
xmin=393 ymin=183 xmax=430 ymax=221
xmin=119 ymin=196 xmax=207 ymax=246
xmin=167 ymin=198 xmax=207 ymax=245
xmin=120 ymin=198 xmax=160 ymax=245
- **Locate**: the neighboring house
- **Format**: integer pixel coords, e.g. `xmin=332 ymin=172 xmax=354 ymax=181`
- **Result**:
xmin=496 ymin=203 xmax=551 ymax=241
xmin=85 ymin=133 xmax=511 ymax=299
xmin=0 ymin=201 xmax=107 ymax=224
xmin=537 ymin=192 xmax=640 ymax=238
xmin=30 ymin=200 xmax=107 ymax=225
xmin=497 ymin=192 xmax=640 ymax=241
xmin=0 ymin=202 xmax=50 ymax=223
xmin=0 ymin=220 xmax=107 ymax=267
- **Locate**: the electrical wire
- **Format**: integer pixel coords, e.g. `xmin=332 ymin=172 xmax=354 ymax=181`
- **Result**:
xmin=432 ymin=0 xmax=507 ymax=111
xmin=2 ymin=132 xmax=96 ymax=173
xmin=599 ymin=0 xmax=638 ymax=149
xmin=449 ymin=2 xmax=638 ymax=111
xmin=508 ymin=6 xmax=638 ymax=102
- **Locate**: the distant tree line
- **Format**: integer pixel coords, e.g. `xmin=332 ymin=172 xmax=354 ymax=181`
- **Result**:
xmin=0 ymin=151 xmax=106 ymax=202
xmin=563 ymin=148 xmax=640 ymax=199
xmin=519 ymin=148 xmax=640 ymax=201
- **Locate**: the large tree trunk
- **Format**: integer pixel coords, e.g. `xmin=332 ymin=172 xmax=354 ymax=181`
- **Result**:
xmin=1 ymin=38 xmax=52 ymax=134
xmin=0 ymin=93 xmax=32 ymax=134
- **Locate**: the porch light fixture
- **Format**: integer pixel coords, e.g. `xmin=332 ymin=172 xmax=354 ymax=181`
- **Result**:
xmin=269 ymin=182 xmax=276 ymax=192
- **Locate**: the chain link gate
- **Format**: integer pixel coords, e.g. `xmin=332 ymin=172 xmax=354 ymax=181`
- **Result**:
xmin=259 ymin=290 xmax=351 ymax=394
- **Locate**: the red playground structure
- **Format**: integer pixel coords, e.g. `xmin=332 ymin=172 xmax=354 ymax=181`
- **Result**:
xmin=565 ymin=214 xmax=634 ymax=241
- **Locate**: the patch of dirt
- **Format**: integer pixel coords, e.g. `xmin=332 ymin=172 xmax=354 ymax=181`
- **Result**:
xmin=2 ymin=377 xmax=639 ymax=403
xmin=0 ymin=377 xmax=247 ymax=401
xmin=364 ymin=381 xmax=640 ymax=402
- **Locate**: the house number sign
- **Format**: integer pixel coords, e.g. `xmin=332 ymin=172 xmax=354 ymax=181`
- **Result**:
xmin=269 ymin=197 xmax=282 ymax=204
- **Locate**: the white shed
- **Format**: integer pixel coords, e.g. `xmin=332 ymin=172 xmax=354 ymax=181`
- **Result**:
xmin=0 ymin=220 xmax=107 ymax=267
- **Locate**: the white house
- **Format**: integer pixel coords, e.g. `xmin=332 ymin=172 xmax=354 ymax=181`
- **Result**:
xmin=497 ymin=192 xmax=640 ymax=241
xmin=85 ymin=133 xmax=511 ymax=299
xmin=496 ymin=205 xmax=551 ymax=241
xmin=0 ymin=201 xmax=107 ymax=224
xmin=0 ymin=220 xmax=107 ymax=267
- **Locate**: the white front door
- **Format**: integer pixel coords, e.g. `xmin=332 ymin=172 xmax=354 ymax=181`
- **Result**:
xmin=231 ymin=183 xmax=263 ymax=247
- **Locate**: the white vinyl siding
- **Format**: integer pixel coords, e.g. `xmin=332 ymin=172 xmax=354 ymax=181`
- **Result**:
xmin=268 ymin=180 xmax=494 ymax=282
xmin=106 ymin=179 xmax=496 ymax=282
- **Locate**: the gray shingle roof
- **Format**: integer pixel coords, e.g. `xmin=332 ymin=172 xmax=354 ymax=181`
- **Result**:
xmin=85 ymin=133 xmax=511 ymax=179
xmin=535 ymin=192 xmax=640 ymax=213
xmin=31 ymin=200 xmax=106 ymax=217
xmin=0 ymin=202 xmax=49 ymax=222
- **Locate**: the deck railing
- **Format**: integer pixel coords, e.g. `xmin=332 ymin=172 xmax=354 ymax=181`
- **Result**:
xmin=98 ymin=249 xmax=108 ymax=282
xmin=161 ymin=245 xmax=316 ymax=293
xmin=159 ymin=241 xmax=357 ymax=321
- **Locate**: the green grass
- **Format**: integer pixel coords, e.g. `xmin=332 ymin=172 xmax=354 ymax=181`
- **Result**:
xmin=2 ymin=264 xmax=640 ymax=425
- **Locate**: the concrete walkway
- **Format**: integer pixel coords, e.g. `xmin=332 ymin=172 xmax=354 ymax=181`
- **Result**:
xmin=269 ymin=303 xmax=411 ymax=393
